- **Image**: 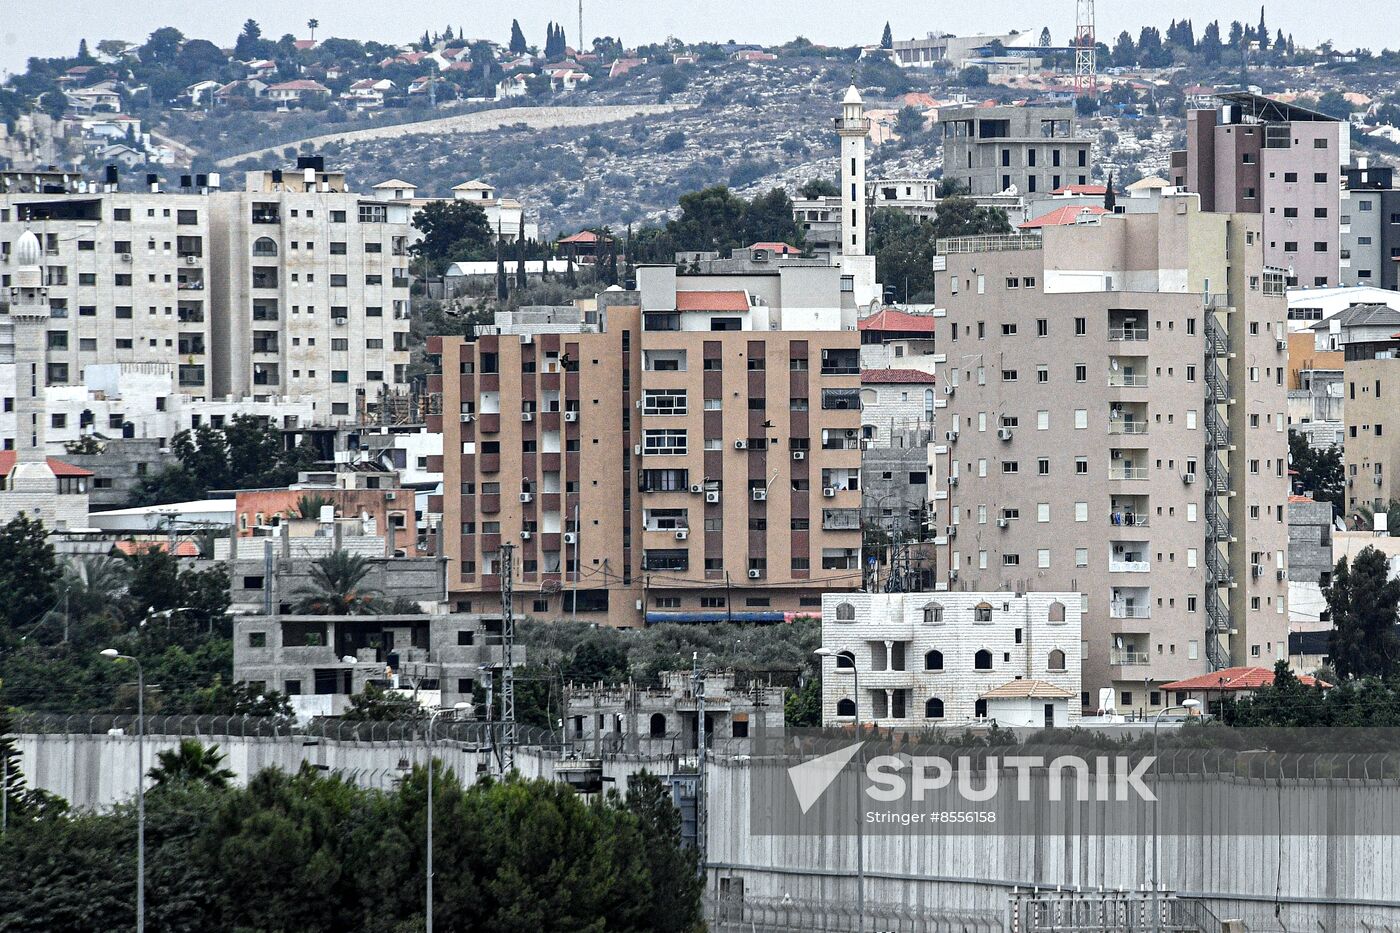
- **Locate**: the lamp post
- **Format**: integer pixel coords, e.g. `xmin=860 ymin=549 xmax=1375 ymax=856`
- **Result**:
xmin=101 ymin=649 xmax=145 ymax=933
xmin=426 ymin=701 xmax=469 ymax=933
xmin=815 ymin=647 xmax=864 ymax=931
xmin=1151 ymin=698 xmax=1201 ymax=933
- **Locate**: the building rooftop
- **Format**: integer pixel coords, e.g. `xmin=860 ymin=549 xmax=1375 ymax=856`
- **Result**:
xmin=675 ymin=290 xmax=750 ymax=312
xmin=1161 ymin=666 xmax=1331 ymax=692
xmin=1309 ymin=303 xmax=1400 ymax=330
xmin=979 ymin=679 xmax=1077 ymax=700
xmin=1019 ymin=205 xmax=1109 ymax=229
xmin=861 ymin=368 xmax=935 ymax=384
xmin=0 ymin=452 xmax=92 ymax=477
xmin=1213 ymin=90 xmax=1340 ymax=124
xmin=858 ymin=308 xmax=937 ymax=334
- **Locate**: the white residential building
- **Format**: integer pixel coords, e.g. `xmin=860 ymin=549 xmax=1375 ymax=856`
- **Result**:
xmin=819 ymin=591 xmax=1082 ymax=728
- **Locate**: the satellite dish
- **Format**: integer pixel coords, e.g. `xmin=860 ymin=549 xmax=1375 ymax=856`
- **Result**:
xmin=1114 ymin=636 xmax=1125 ymax=649
xmin=1111 ymin=359 xmax=1120 ymax=371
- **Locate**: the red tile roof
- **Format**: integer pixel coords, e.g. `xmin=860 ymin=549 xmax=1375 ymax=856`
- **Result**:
xmin=1161 ymin=666 xmax=1331 ymax=692
xmin=675 ymin=290 xmax=749 ymax=312
xmin=0 ymin=452 xmax=93 ymax=477
xmin=1019 ymin=205 xmax=1109 ymax=229
xmin=861 ymin=368 xmax=935 ymax=384
xmin=1052 ymin=183 xmax=1107 ymax=195
xmin=558 ymin=230 xmax=601 ymax=244
xmin=748 ymin=241 xmax=801 ymax=255
xmin=858 ymin=308 xmax=936 ymax=334
xmin=113 ymin=539 xmax=200 ymax=557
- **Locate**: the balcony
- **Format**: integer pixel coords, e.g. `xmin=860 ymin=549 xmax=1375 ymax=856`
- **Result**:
xmin=1109 ymin=649 xmax=1150 ymax=666
xmin=177 ymin=336 xmax=206 ymax=355
xmin=1109 ymin=466 xmax=1148 ymax=481
xmin=820 ymin=349 xmax=861 ymax=376
xmin=177 ymin=304 xmax=204 ymax=324
xmin=1108 ymin=327 xmax=1148 ymax=341
xmin=1108 ymin=373 xmax=1148 ymax=387
xmin=1109 ymin=604 xmax=1151 ymax=619
xmin=1109 ymin=559 xmax=1150 ymax=573
xmin=1107 ymin=420 xmax=1147 ymax=435
xmin=1109 ymin=512 xmax=1149 ymax=528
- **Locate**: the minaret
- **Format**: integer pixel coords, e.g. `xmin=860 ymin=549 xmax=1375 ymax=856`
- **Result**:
xmin=7 ymin=230 xmax=55 ymax=483
xmin=836 ymin=85 xmax=871 ymax=257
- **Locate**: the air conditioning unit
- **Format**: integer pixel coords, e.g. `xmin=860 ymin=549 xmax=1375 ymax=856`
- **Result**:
xmin=460 ymin=413 xmax=474 ymax=423
xmin=997 ymin=428 xmax=1013 ymax=441
xmin=564 ymin=411 xmax=578 ymax=422
xmin=690 ymin=484 xmax=704 ymax=494
xmin=792 ymin=450 xmax=806 ymax=461
xmin=949 ymin=570 xmax=959 ymax=581
xmin=1375 ymin=475 xmax=1384 ymax=486
xmin=946 ymin=525 xmax=958 ymax=538
xmin=519 ymin=492 xmax=533 ymax=503
xmin=633 ymin=444 xmax=642 ymax=456
xmin=844 ymin=429 xmax=858 ymax=439
xmin=1275 ymin=339 xmax=1286 ymax=351
xmin=705 ymin=491 xmax=720 ymax=503
xmin=747 ymin=569 xmax=762 ymax=579
xmin=185 ymin=255 xmax=197 ymax=265
xmin=996 ymin=517 xmax=1009 ymax=528
xmin=751 ymin=489 xmax=767 ymax=502
xmin=1183 ymin=473 xmax=1196 ymax=485
xmin=520 ymin=530 xmax=532 ymax=540
xmin=1251 ymin=565 xmax=1263 ymax=578
xmin=734 ymin=439 xmax=748 ymax=450
xmin=520 ymin=333 xmax=533 ymax=344
xmin=822 ymin=487 xmax=837 ymax=498
xmin=562 ymin=532 xmax=578 ymax=545
xmin=333 ymin=317 xmax=348 ymax=326
xmin=948 ymin=475 xmax=958 ymax=487
xmin=120 ymin=253 xmax=133 ymax=263
xmin=1276 ymin=568 xmax=1286 ymax=581
xmin=944 ymin=384 xmax=956 ymax=396
xmin=521 ymin=411 xmax=534 ymax=422
xmin=945 ymin=430 xmax=959 ymax=442
xmin=385 ymin=491 xmax=397 ymax=501
xmin=674 ymin=529 xmax=689 ymax=540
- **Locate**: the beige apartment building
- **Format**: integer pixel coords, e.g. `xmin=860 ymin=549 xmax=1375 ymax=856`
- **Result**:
xmin=0 ymin=177 xmax=213 ymax=396
xmin=208 ymin=160 xmax=413 ymax=420
xmin=428 ymin=262 xmax=865 ymax=628
xmin=931 ymin=192 xmax=1290 ymax=714
xmin=1341 ymin=334 xmax=1400 ymax=516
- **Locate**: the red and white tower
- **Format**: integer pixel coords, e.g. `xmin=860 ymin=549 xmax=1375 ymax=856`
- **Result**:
xmin=1074 ymin=0 xmax=1097 ymax=98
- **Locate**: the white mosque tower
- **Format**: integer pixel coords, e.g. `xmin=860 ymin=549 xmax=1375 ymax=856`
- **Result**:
xmin=5 ymin=230 xmax=58 ymax=506
xmin=835 ymin=84 xmax=871 ymax=257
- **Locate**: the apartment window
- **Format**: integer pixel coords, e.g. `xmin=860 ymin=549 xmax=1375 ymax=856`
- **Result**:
xmin=1074 ymin=364 xmax=1086 ymax=383
xmin=1075 ymin=457 xmax=1087 ymax=475
xmin=1002 ymin=322 xmax=1017 ymax=335
xmin=1037 ymin=366 xmax=1048 ymax=384
xmin=1313 ymin=172 xmax=1328 ymax=183
xmin=1002 ymin=461 xmax=1019 ymax=474
xmin=1037 ymin=458 xmax=1049 ymax=475
xmin=1074 ymin=317 xmax=1086 ymax=335
xmin=1283 ymin=172 xmax=1297 ymax=182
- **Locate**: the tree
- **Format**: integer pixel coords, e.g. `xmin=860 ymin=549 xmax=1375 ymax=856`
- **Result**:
xmin=139 ymin=26 xmax=185 ymax=68
xmin=342 ymin=681 xmax=423 ymax=720
xmin=1200 ymin=21 xmax=1223 ymax=64
xmin=1289 ymin=433 xmax=1344 ymax=514
xmin=1326 ymin=546 xmax=1400 ymax=679
xmin=798 ymin=177 xmax=838 ymax=199
xmin=1112 ymin=31 xmax=1137 ymax=68
xmin=623 ymin=772 xmax=704 ymax=931
xmin=96 ymin=39 xmax=133 ymax=60
xmin=306 ymin=19 xmax=319 ymax=43
xmin=495 ymin=237 xmax=508 ymax=300
xmin=894 ymin=105 xmax=925 ymax=141
xmin=785 ymin=673 xmax=822 ymax=726
xmin=740 ymin=188 xmax=805 ymax=249
xmin=515 ymin=237 xmax=528 ymax=291
xmin=409 ymin=199 xmax=494 ymax=274
xmin=509 ymin=19 xmax=528 ymax=55
xmin=957 ymin=65 xmax=988 ymax=87
xmin=1104 ymin=171 xmax=1116 ymax=211
xmin=76 ymin=39 xmax=92 ymax=62
xmin=0 ymin=516 xmax=58 ymax=636
xmin=149 ymin=739 xmax=235 ymax=791
xmin=291 ymin=551 xmax=380 ymax=615
xmin=1256 ymin=7 xmax=1268 ymax=51
xmin=60 ymin=555 xmax=131 ymax=631
xmin=234 ymin=20 xmax=266 ymax=60
xmin=880 ymin=22 xmax=893 ymax=50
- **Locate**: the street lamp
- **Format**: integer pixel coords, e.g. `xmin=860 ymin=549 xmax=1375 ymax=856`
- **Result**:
xmin=814 ymin=647 xmax=864 ymax=932
xmin=1151 ymin=698 xmax=1201 ymax=933
xmin=425 ymin=701 xmax=469 ymax=933
xmin=101 ymin=648 xmax=145 ymax=933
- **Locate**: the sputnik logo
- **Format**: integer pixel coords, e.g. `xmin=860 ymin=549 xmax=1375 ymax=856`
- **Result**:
xmin=787 ymin=742 xmax=863 ymax=814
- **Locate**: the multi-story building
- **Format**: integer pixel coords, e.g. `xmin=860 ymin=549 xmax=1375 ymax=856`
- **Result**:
xmin=930 ymin=192 xmax=1290 ymax=715
xmin=428 ymin=262 xmax=866 ymax=628
xmin=0 ymin=173 xmax=213 ymax=396
xmin=564 ymin=669 xmax=785 ymax=755
xmin=1341 ymin=161 xmax=1400 ymax=289
xmin=208 ymin=158 xmax=414 ymax=420
xmin=1170 ymin=92 xmax=1346 ymax=288
xmin=1339 ymin=327 xmax=1400 ymax=517
xmin=819 ymin=591 xmax=1082 ymax=727
xmin=937 ymin=104 xmax=1092 ymax=198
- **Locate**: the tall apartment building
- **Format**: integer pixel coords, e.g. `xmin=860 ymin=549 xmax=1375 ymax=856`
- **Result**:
xmin=1338 ymin=325 xmax=1400 ymax=516
xmin=1342 ymin=161 xmax=1400 ymax=289
xmin=0 ymin=174 xmax=214 ymax=396
xmin=208 ymin=159 xmax=414 ymax=420
xmin=931 ymin=193 xmax=1290 ymax=715
xmin=937 ymin=104 xmax=1091 ymax=198
xmin=1170 ymin=92 xmax=1346 ymax=288
xmin=428 ymin=262 xmax=865 ymax=628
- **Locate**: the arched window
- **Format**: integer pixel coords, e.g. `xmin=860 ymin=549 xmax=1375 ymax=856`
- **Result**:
xmin=974 ymin=649 xmax=993 ymax=671
xmin=252 ymin=236 xmax=278 ymax=257
xmin=924 ymin=649 xmax=944 ymax=671
xmin=922 ymin=602 xmax=944 ymax=624
xmin=974 ymin=601 xmax=993 ymax=622
xmin=649 ymin=713 xmax=666 ymax=737
xmin=836 ymin=698 xmax=856 ymax=717
xmin=835 ymin=650 xmax=855 ymax=670
xmin=834 ymin=602 xmax=856 ymax=622
xmin=974 ymin=699 xmax=988 ymax=719
xmin=1048 ymin=649 xmax=1066 ymax=671
xmin=924 ymin=389 xmax=935 ymax=421
xmin=1048 ymin=600 xmax=1066 ymax=623
xmin=924 ymin=697 xmax=945 ymax=719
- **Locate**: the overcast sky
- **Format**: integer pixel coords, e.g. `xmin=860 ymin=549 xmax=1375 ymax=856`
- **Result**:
xmin=5 ymin=1 xmax=1392 ymax=76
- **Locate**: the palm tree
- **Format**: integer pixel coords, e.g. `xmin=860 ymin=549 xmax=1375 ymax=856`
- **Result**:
xmin=291 ymin=550 xmax=380 ymax=614
xmin=306 ymin=18 xmax=319 ymax=42
xmin=61 ymin=554 xmax=130 ymax=629
xmin=148 ymin=739 xmax=235 ymax=790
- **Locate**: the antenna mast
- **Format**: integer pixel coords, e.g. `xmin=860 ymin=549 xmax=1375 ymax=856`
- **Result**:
xmin=498 ymin=543 xmax=516 ymax=772
xmin=1074 ymin=0 xmax=1097 ymax=98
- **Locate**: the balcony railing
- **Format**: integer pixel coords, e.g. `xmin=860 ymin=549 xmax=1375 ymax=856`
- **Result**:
xmin=1109 ymin=559 xmax=1150 ymax=573
xmin=1109 ymin=605 xmax=1151 ymax=619
xmin=1108 ymin=374 xmax=1148 ymax=387
xmin=1109 ymin=467 xmax=1148 ymax=480
xmin=1108 ymin=421 xmax=1147 ymax=435
xmin=1108 ymin=327 xmax=1149 ymax=341
xmin=1109 ymin=649 xmax=1150 ymax=665
xmin=1109 ymin=513 xmax=1149 ymax=527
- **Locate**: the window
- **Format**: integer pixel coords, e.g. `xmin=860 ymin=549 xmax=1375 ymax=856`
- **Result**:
xmin=974 ymin=602 xmax=992 ymax=622
xmin=924 ymin=697 xmax=945 ymax=719
xmin=834 ymin=602 xmax=856 ymax=621
xmin=974 ymin=649 xmax=993 ymax=670
xmin=922 ymin=602 xmax=943 ymax=624
xmin=248 ymin=632 xmax=267 ymax=648
xmin=1048 ymin=649 xmax=1066 ymax=671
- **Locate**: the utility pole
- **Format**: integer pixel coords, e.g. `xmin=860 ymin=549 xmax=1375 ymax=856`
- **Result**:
xmin=578 ymin=0 xmax=583 ymax=56
xmin=497 ymin=543 xmax=516 ymax=774
xmin=692 ymin=652 xmax=707 ymax=877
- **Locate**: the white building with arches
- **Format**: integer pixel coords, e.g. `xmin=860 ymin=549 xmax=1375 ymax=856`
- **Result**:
xmin=819 ymin=591 xmax=1082 ymax=728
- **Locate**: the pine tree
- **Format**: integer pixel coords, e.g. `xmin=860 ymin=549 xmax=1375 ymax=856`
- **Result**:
xmin=1103 ymin=172 xmax=1116 ymax=211
xmin=77 ymin=38 xmax=91 ymax=61
xmin=881 ymin=23 xmax=893 ymax=50
xmin=0 ymin=706 xmax=27 ymax=820
xmin=565 ymin=247 xmax=577 ymax=287
xmin=1257 ymin=7 xmax=1269 ymax=50
xmin=1326 ymin=546 xmax=1400 ymax=679
xmin=515 ymin=237 xmax=527 ymax=291
xmin=496 ymin=239 xmax=508 ymax=300
xmin=510 ymin=19 xmax=527 ymax=54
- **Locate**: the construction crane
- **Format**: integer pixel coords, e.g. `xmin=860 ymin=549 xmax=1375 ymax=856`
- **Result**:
xmin=1074 ymin=0 xmax=1097 ymax=98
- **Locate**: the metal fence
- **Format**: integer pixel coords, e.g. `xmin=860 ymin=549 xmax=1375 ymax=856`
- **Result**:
xmin=1008 ymin=890 xmax=1225 ymax=933
xmin=705 ymin=895 xmax=1001 ymax=933
xmin=8 ymin=712 xmax=563 ymax=750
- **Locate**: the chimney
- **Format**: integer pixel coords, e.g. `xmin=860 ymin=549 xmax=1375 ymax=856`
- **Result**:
xmin=146 ymin=172 xmax=159 ymax=194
